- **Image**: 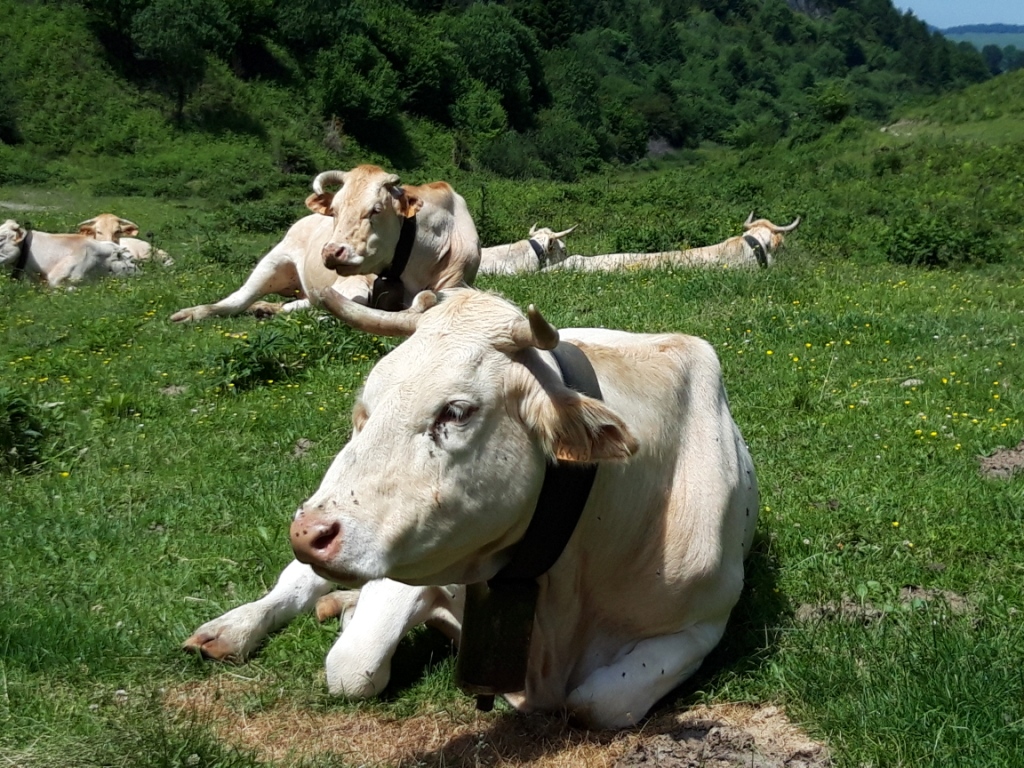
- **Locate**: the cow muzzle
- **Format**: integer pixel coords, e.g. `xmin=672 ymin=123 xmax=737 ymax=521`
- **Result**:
xmin=290 ymin=510 xmax=343 ymax=567
xmin=322 ymin=243 xmax=364 ymax=274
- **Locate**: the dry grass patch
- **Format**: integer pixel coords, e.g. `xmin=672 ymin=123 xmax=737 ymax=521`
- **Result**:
xmin=165 ymin=678 xmax=829 ymax=768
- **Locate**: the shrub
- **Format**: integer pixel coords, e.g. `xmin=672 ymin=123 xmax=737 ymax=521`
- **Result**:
xmin=884 ymin=207 xmax=999 ymax=268
xmin=0 ymin=388 xmax=48 ymax=473
xmin=208 ymin=313 xmax=397 ymax=391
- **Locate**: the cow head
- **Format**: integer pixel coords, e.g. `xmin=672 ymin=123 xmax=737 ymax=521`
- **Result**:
xmin=289 ymin=288 xmax=638 ymax=588
xmin=305 ymin=165 xmax=423 ymax=276
xmin=742 ymin=212 xmax=801 ymax=266
xmin=77 ymin=213 xmax=140 ymax=243
xmin=0 ymin=219 xmax=27 ymax=265
xmin=528 ymin=223 xmax=578 ymax=267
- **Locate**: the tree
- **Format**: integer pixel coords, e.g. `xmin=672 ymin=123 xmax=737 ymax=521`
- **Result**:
xmin=981 ymin=44 xmax=1003 ymax=75
xmin=130 ymin=0 xmax=238 ymax=122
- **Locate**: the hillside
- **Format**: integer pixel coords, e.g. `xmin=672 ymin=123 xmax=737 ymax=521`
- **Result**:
xmin=0 ymin=0 xmax=991 ymax=187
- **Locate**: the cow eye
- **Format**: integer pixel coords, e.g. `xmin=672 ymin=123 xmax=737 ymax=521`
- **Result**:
xmin=431 ymin=401 xmax=477 ymax=439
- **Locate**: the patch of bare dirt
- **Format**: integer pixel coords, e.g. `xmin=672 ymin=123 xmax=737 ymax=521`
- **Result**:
xmin=880 ymin=119 xmax=922 ymax=136
xmin=0 ymin=200 xmax=51 ymax=211
xmin=292 ymin=438 xmax=314 ymax=458
xmin=978 ymin=439 xmax=1024 ymax=479
xmin=796 ymin=586 xmax=973 ymax=625
xmin=165 ymin=679 xmax=829 ymax=768
xmin=159 ymin=385 xmax=188 ymax=396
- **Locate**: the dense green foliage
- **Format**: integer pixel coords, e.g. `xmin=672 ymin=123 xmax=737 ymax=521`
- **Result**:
xmin=0 ymin=0 xmax=991 ymax=181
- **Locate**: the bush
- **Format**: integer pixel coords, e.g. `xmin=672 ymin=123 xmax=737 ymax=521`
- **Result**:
xmin=0 ymin=388 xmax=48 ymax=473
xmin=884 ymin=207 xmax=999 ymax=268
xmin=208 ymin=313 xmax=397 ymax=391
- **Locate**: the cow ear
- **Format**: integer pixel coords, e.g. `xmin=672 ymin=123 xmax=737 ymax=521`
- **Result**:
xmin=514 ymin=369 xmax=638 ymax=463
xmin=305 ymin=192 xmax=334 ymax=215
xmin=548 ymin=395 xmax=638 ymax=462
xmin=398 ymin=193 xmax=422 ymax=219
xmin=78 ymin=224 xmax=96 ymax=236
xmin=122 ymin=224 xmax=139 ymax=237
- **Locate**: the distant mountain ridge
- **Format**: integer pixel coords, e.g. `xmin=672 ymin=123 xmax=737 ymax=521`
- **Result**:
xmin=943 ymin=24 xmax=1024 ymax=35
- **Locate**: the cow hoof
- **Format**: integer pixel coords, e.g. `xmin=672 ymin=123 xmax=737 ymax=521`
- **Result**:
xmin=182 ymin=632 xmax=241 ymax=662
xmin=250 ymin=301 xmax=284 ymax=319
xmin=316 ymin=590 xmax=360 ymax=624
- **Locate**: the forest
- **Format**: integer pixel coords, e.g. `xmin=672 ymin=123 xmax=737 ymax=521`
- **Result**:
xmin=0 ymin=0 xmax=992 ymax=183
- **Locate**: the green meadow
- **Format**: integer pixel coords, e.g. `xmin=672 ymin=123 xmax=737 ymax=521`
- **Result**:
xmin=3 ymin=69 xmax=1024 ymax=767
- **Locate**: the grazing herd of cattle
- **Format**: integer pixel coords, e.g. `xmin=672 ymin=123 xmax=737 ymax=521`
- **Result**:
xmin=6 ymin=164 xmax=800 ymax=730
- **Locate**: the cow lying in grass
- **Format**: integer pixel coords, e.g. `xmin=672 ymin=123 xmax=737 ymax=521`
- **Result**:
xmin=0 ymin=219 xmax=138 ymax=287
xmin=478 ymin=224 xmax=578 ymax=275
xmin=185 ymin=287 xmax=759 ymax=729
xmin=550 ymin=213 xmax=800 ymax=272
xmin=77 ymin=213 xmax=171 ymax=265
xmin=171 ymin=165 xmax=480 ymax=322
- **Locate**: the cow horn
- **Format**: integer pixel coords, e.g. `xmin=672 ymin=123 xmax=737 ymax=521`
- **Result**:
xmin=382 ymin=173 xmax=401 ymax=189
xmin=552 ymin=224 xmax=578 ymax=239
xmin=319 ymin=287 xmax=436 ymax=337
xmin=742 ymin=211 xmax=756 ymax=230
xmin=511 ymin=305 xmax=559 ymax=351
xmin=312 ymin=170 xmax=348 ymax=195
xmin=773 ymin=216 xmax=801 ymax=233
xmin=528 ymin=222 xmax=539 ymax=236
xmin=76 ymin=217 xmax=98 ymax=229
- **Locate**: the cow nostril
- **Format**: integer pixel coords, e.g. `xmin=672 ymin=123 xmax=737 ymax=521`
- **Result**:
xmin=311 ymin=521 xmax=341 ymax=551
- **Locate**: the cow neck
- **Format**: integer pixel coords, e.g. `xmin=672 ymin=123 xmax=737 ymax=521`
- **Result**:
xmin=370 ymin=215 xmax=418 ymax=311
xmin=742 ymin=233 xmax=769 ymax=267
xmin=454 ymin=341 xmax=602 ymax=711
xmin=13 ymin=230 xmax=32 ymax=279
xmin=526 ymin=238 xmax=547 ymax=268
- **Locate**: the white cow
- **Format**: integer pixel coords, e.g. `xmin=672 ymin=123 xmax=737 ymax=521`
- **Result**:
xmin=0 ymin=219 xmax=138 ymax=287
xmin=172 ymin=165 xmax=480 ymax=322
xmin=550 ymin=213 xmax=801 ymax=272
xmin=77 ymin=213 xmax=170 ymax=264
xmin=186 ymin=287 xmax=759 ymax=729
xmin=478 ymin=224 xmax=578 ymax=275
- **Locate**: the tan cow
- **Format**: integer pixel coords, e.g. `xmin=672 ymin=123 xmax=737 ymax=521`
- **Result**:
xmin=550 ymin=213 xmax=800 ymax=272
xmin=0 ymin=219 xmax=138 ymax=287
xmin=185 ymin=287 xmax=759 ymax=729
xmin=478 ymin=224 xmax=578 ymax=275
xmin=171 ymin=165 xmax=480 ymax=322
xmin=77 ymin=213 xmax=170 ymax=264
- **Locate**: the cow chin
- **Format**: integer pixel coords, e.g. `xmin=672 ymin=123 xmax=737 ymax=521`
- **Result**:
xmin=308 ymin=562 xmax=366 ymax=588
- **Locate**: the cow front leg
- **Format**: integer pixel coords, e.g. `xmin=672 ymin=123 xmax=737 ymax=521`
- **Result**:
xmin=323 ymin=579 xmax=463 ymax=699
xmin=565 ymin=620 xmax=729 ymax=729
xmin=183 ymin=559 xmax=333 ymax=661
xmin=171 ymin=254 xmax=300 ymax=322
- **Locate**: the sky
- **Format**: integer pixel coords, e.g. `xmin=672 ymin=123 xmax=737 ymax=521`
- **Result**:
xmin=892 ymin=1 xmax=1024 ymax=29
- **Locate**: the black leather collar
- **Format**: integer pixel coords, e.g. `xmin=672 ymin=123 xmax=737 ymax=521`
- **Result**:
xmin=526 ymin=238 xmax=547 ymax=268
xmin=455 ymin=340 xmax=603 ymax=708
xmin=743 ymin=233 xmax=768 ymax=267
xmin=370 ymin=216 xmax=417 ymax=311
xmin=491 ymin=342 xmax=602 ymax=581
xmin=13 ymin=229 xmax=32 ymax=279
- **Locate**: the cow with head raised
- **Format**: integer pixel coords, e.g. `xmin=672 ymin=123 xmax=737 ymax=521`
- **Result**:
xmin=551 ymin=213 xmax=801 ymax=272
xmin=478 ymin=224 xmax=578 ymax=275
xmin=185 ymin=287 xmax=759 ymax=729
xmin=171 ymin=165 xmax=480 ymax=322
xmin=77 ymin=213 xmax=170 ymax=264
xmin=1 ymin=219 xmax=138 ymax=287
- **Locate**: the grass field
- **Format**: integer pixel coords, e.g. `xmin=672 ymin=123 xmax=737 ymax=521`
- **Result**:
xmin=2 ymin=227 xmax=1023 ymax=766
